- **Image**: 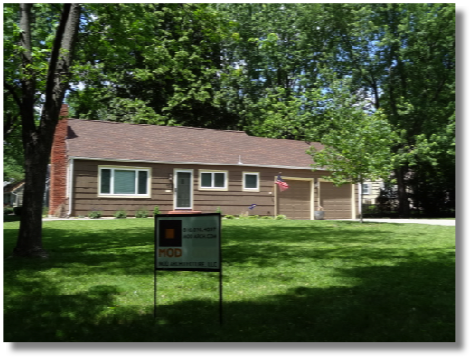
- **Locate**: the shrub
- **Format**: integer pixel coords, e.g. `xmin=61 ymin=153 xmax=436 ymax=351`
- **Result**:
xmin=248 ymin=215 xmax=260 ymax=219
xmin=13 ymin=207 xmax=22 ymax=216
xmin=261 ymin=216 xmax=273 ymax=220
xmin=135 ymin=208 xmax=149 ymax=218
xmin=275 ymin=214 xmax=287 ymax=220
xmin=366 ymin=204 xmax=378 ymax=213
xmin=216 ymin=207 xmax=222 ymax=214
xmin=223 ymin=214 xmax=235 ymax=219
xmin=114 ymin=210 xmax=127 ymax=219
xmin=4 ymin=207 xmax=14 ymax=215
xmin=88 ymin=210 xmax=102 ymax=219
xmin=153 ymin=206 xmax=161 ymax=215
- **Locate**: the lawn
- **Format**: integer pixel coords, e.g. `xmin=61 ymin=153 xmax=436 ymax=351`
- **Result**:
xmin=3 ymin=218 xmax=455 ymax=342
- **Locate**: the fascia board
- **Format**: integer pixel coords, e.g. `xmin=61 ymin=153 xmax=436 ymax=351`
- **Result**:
xmin=69 ymin=156 xmax=325 ymax=171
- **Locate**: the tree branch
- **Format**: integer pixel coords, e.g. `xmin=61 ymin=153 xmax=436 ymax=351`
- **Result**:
xmin=19 ymin=3 xmax=36 ymax=132
xmin=3 ymin=113 xmax=20 ymax=139
xmin=41 ymin=4 xmax=81 ymax=131
xmin=4 ymin=81 xmax=23 ymax=109
xmin=44 ymin=4 xmax=73 ymax=100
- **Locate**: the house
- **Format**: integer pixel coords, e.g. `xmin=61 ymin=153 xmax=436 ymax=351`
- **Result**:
xmin=361 ymin=181 xmax=384 ymax=205
xmin=3 ymin=176 xmax=50 ymax=209
xmin=49 ymin=105 xmax=358 ymax=219
xmin=3 ymin=181 xmax=25 ymax=207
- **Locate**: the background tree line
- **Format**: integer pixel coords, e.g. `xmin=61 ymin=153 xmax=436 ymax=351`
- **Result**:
xmin=3 ymin=3 xmax=454 ymax=255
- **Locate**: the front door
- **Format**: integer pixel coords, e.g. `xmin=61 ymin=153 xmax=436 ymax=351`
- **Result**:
xmin=174 ymin=170 xmax=193 ymax=209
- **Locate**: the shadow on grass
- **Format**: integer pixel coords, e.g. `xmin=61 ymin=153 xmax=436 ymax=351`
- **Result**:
xmin=3 ymin=215 xmax=21 ymax=223
xmin=4 ymin=253 xmax=455 ymax=342
xmin=4 ymin=220 xmax=399 ymax=273
xmin=4 ymin=220 xmax=455 ymax=342
xmin=4 ymin=220 xmax=454 ymax=283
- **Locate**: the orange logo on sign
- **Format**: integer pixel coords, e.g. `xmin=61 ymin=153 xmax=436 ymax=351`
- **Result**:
xmin=165 ymin=229 xmax=175 ymax=239
xmin=158 ymin=248 xmax=182 ymax=257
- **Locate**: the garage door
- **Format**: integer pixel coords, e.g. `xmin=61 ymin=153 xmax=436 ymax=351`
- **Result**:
xmin=320 ymin=182 xmax=352 ymax=219
xmin=277 ymin=179 xmax=312 ymax=220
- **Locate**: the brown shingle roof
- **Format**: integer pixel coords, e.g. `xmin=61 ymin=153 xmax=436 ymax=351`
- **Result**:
xmin=66 ymin=119 xmax=324 ymax=169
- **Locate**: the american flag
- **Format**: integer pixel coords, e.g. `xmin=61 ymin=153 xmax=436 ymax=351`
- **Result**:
xmin=275 ymin=175 xmax=289 ymax=192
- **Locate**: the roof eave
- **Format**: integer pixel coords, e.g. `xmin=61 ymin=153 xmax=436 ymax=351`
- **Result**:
xmin=68 ymin=156 xmax=325 ymax=171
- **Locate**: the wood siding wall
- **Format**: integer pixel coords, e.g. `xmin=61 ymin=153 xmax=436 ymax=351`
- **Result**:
xmin=70 ymin=160 xmax=355 ymax=219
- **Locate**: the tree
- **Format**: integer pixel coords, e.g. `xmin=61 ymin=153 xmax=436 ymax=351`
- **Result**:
xmin=378 ymin=3 xmax=455 ymax=216
xmin=4 ymin=3 xmax=81 ymax=257
xmin=307 ymin=79 xmax=397 ymax=223
xmin=321 ymin=3 xmax=455 ymax=216
xmin=216 ymin=3 xmax=338 ymax=138
xmin=67 ymin=3 xmax=235 ymax=129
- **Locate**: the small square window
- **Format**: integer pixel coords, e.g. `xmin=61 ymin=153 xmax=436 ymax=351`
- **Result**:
xmin=243 ymin=172 xmax=259 ymax=191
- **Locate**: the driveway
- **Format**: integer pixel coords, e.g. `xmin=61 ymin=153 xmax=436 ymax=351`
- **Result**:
xmin=343 ymin=218 xmax=455 ymax=226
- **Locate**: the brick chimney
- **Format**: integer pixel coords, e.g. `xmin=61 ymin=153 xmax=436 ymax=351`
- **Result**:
xmin=49 ymin=104 xmax=69 ymax=217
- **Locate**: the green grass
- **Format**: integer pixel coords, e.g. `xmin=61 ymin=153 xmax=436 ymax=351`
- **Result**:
xmin=3 ymin=218 xmax=455 ymax=342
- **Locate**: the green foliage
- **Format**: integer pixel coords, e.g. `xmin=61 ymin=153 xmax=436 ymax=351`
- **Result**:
xmin=68 ymin=3 xmax=235 ymax=129
xmin=153 ymin=206 xmax=161 ymax=216
xmin=223 ymin=215 xmax=235 ymax=219
xmin=215 ymin=207 xmax=222 ymax=214
xmin=135 ymin=209 xmax=149 ymax=218
xmin=260 ymin=216 xmax=273 ymax=220
xmin=4 ymin=3 xmax=454 ymax=225
xmin=4 ymin=207 xmax=14 ymax=215
xmin=275 ymin=215 xmax=287 ymax=220
xmin=248 ymin=215 xmax=260 ymax=219
xmin=114 ymin=210 xmax=127 ymax=219
xmin=88 ymin=210 xmax=102 ymax=219
xmin=308 ymin=82 xmax=397 ymax=187
xmin=3 ymin=107 xmax=25 ymax=183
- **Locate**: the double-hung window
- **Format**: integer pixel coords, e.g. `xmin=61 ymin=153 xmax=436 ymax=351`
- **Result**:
xmin=99 ymin=167 xmax=150 ymax=197
xmin=362 ymin=183 xmax=370 ymax=195
xmin=199 ymin=170 xmax=228 ymax=190
xmin=243 ymin=172 xmax=260 ymax=192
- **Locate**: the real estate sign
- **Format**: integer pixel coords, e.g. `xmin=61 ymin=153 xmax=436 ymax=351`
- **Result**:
xmin=154 ymin=213 xmax=221 ymax=272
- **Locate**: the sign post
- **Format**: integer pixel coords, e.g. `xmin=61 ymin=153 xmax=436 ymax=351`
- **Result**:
xmin=154 ymin=213 xmax=222 ymax=324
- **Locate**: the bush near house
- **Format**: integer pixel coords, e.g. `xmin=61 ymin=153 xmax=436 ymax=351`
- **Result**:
xmin=114 ymin=210 xmax=127 ymax=219
xmin=88 ymin=210 xmax=102 ymax=219
xmin=4 ymin=207 xmax=14 ymax=215
xmin=135 ymin=209 xmax=149 ymax=218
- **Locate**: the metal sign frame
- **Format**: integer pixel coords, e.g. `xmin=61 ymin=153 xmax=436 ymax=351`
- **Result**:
xmin=153 ymin=213 xmax=222 ymax=324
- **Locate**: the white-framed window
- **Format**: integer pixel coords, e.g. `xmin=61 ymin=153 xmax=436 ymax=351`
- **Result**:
xmin=99 ymin=166 xmax=151 ymax=197
xmin=243 ymin=172 xmax=260 ymax=192
xmin=362 ymin=183 xmax=371 ymax=195
xmin=199 ymin=170 xmax=228 ymax=190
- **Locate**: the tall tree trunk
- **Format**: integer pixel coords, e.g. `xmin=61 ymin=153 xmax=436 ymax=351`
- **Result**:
xmin=13 ymin=3 xmax=81 ymax=257
xmin=395 ymin=166 xmax=410 ymax=218
xmin=14 ymin=134 xmax=51 ymax=257
xmin=360 ymin=181 xmax=364 ymax=223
